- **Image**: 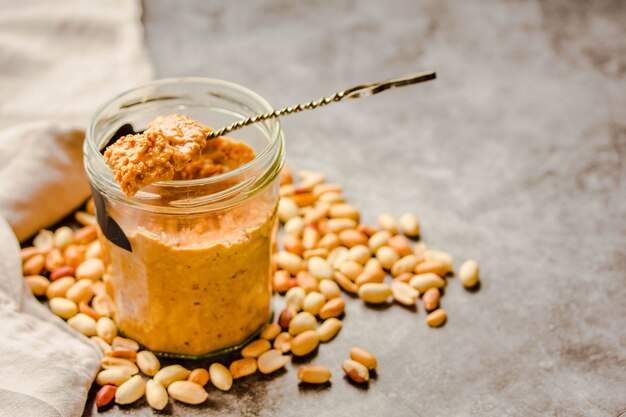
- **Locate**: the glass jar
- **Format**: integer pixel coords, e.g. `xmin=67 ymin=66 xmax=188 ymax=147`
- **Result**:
xmin=84 ymin=78 xmax=284 ymax=358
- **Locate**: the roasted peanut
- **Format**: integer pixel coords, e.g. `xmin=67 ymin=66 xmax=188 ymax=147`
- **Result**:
xmin=358 ymin=283 xmax=391 ymax=304
xmin=115 ymin=375 xmax=145 ymax=405
xmin=342 ymin=359 xmax=369 ymax=383
xmin=303 ymin=291 xmax=327 ymax=316
xmin=376 ymin=246 xmax=400 ymax=270
xmin=49 ymin=297 xmax=78 ymax=320
xmin=298 ymin=365 xmax=332 ymax=384
xmin=289 ymin=311 xmax=317 ymax=336
xmin=230 ymin=358 xmax=258 ymax=379
xmin=291 ymin=330 xmax=320 ymax=356
xmin=24 ymin=275 xmax=49 ymax=297
xmin=398 ymin=212 xmax=420 ymax=237
xmin=319 ymin=279 xmax=340 ymax=299
xmin=409 ymin=273 xmax=446 ymax=293
xmin=187 ymin=368 xmax=210 ymax=386
xmin=349 ymin=347 xmax=377 ymax=370
xmin=260 ymin=323 xmax=281 ymax=341
xmin=391 ymin=255 xmax=419 ymax=277
xmin=95 ymin=385 xmax=117 ymax=408
xmin=316 ymin=318 xmax=343 ymax=342
xmin=422 ymin=287 xmax=440 ymax=311
xmin=257 ymin=349 xmax=289 ymax=374
xmin=318 ymin=297 xmax=345 ymax=319
xmin=426 ymin=309 xmax=447 ymax=327
xmin=168 ymin=380 xmax=208 ymax=404
xmin=459 ymin=259 xmax=480 ymax=288
xmin=146 ymin=379 xmax=168 ymax=410
xmin=242 ymin=339 xmax=271 ymax=358
xmin=154 ymin=365 xmax=191 ymax=388
xmin=137 ymin=351 xmax=161 ymax=376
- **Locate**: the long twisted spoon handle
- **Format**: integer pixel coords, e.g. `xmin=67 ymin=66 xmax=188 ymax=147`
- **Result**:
xmin=206 ymin=70 xmax=436 ymax=140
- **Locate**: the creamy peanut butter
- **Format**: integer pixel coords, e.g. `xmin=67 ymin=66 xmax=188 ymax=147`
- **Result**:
xmin=100 ymin=114 xmax=276 ymax=356
xmin=103 ymin=114 xmax=212 ymax=196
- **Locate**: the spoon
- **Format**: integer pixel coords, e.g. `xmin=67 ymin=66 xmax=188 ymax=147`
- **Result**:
xmin=206 ymin=70 xmax=436 ymax=140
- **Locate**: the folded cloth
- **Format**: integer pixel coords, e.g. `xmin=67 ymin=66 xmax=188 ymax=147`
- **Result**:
xmin=0 ymin=0 xmax=153 ymax=416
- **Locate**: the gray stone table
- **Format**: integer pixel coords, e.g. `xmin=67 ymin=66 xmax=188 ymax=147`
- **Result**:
xmin=85 ymin=0 xmax=626 ymax=415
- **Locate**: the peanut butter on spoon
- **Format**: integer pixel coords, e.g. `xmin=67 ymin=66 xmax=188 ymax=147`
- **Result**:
xmin=103 ymin=114 xmax=253 ymax=196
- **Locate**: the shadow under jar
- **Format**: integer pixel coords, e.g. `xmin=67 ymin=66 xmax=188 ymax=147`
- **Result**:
xmin=84 ymin=78 xmax=284 ymax=358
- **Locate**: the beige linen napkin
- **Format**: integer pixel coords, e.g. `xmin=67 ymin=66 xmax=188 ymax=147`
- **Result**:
xmin=0 ymin=0 xmax=153 ymax=416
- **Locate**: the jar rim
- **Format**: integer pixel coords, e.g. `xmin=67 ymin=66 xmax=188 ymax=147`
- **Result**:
xmin=84 ymin=77 xmax=284 ymax=212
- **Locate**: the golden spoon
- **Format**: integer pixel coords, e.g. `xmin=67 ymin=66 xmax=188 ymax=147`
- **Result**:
xmin=206 ymin=70 xmax=436 ymax=140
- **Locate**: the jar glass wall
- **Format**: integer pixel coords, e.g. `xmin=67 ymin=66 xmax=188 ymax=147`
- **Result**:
xmin=84 ymin=78 xmax=284 ymax=358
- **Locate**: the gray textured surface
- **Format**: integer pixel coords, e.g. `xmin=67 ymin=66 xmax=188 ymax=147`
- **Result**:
xmin=85 ymin=0 xmax=626 ymax=415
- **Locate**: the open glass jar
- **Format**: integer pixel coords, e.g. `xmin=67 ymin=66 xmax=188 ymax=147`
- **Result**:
xmin=84 ymin=78 xmax=284 ymax=358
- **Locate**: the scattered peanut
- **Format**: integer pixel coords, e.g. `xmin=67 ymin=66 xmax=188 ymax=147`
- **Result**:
xmin=75 ymin=258 xmax=104 ymax=281
xmin=46 ymin=276 xmax=76 ymax=299
xmin=377 ymin=213 xmax=399 ymax=235
xmin=459 ymin=259 xmax=480 ymax=288
xmin=398 ymin=212 xmax=420 ymax=237
xmin=423 ymin=250 xmax=454 ymax=273
xmin=96 ymin=369 xmax=131 ymax=387
xmin=258 ymin=349 xmax=289 ymax=374
xmin=347 ymin=245 xmax=371 ymax=264
xmin=391 ymin=280 xmax=419 ymax=306
xmin=146 ymin=379 xmax=169 ymax=410
xmin=318 ymin=297 xmax=345 ymax=319
xmin=49 ymin=297 xmax=78 ymax=319
xmin=307 ymin=256 xmax=333 ymax=280
xmin=415 ymin=260 xmax=450 ymax=276
xmin=24 ymin=275 xmax=49 ymax=297
xmin=273 ymin=332 xmax=293 ymax=353
xmin=115 ymin=375 xmax=145 ymax=405
xmin=349 ymin=347 xmax=377 ymax=370
xmin=95 ymin=385 xmax=117 ymax=408
xmin=136 ymin=351 xmax=161 ymax=376
xmin=278 ymin=197 xmax=300 ymax=222
xmin=154 ymin=365 xmax=191 ymax=388
xmin=409 ymin=273 xmax=446 ymax=293
xmin=187 ymin=368 xmax=210 ymax=386
xmin=298 ymin=365 xmax=332 ymax=384
xmin=303 ymin=291 xmax=327 ymax=315
xmin=230 ymin=358 xmax=258 ymax=379
xmin=316 ymin=318 xmax=342 ymax=342
xmin=23 ymin=254 xmax=45 ymax=276
xmin=368 ymin=230 xmax=391 ymax=252
xmin=65 ymin=279 xmax=93 ymax=304
xmin=291 ymin=330 xmax=320 ymax=356
xmin=388 ymin=235 xmax=414 ymax=257
xmin=168 ymin=380 xmax=208 ymax=404
xmin=318 ymin=279 xmax=340 ymax=299
xmin=49 ymin=265 xmax=74 ymax=282
xmin=422 ymin=288 xmax=440 ymax=311
xmin=275 ymin=251 xmax=305 ymax=274
xmin=391 ymin=255 xmax=419 ymax=277
xmin=289 ymin=311 xmax=317 ymax=336
xmin=91 ymin=336 xmax=112 ymax=354
xmin=96 ymin=317 xmax=117 ymax=343
xmin=112 ymin=336 xmax=140 ymax=352
xmin=242 ymin=339 xmax=271 ymax=358
xmin=67 ymin=313 xmax=97 ymax=336
xmin=426 ymin=309 xmax=447 ymax=327
xmin=260 ymin=323 xmax=282 ymax=341
xmin=278 ymin=307 xmax=296 ymax=331
xmin=358 ymin=283 xmax=391 ymax=304
xmin=101 ymin=357 xmax=139 ymax=375
xmin=376 ymin=246 xmax=400 ymax=270
xmin=342 ymin=359 xmax=369 ymax=383
xmin=209 ymin=363 xmax=233 ymax=391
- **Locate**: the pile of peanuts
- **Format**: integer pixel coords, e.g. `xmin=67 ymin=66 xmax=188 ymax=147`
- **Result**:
xmin=19 ymin=166 xmax=480 ymax=411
